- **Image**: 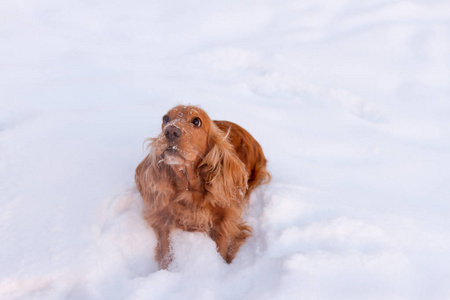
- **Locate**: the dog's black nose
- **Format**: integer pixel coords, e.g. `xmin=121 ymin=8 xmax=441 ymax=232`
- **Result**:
xmin=164 ymin=125 xmax=182 ymax=141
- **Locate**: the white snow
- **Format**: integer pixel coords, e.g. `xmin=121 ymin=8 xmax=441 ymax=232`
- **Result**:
xmin=1 ymin=0 xmax=450 ymax=299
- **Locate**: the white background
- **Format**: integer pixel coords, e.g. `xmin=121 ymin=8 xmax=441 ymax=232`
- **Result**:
xmin=1 ymin=0 xmax=450 ymax=299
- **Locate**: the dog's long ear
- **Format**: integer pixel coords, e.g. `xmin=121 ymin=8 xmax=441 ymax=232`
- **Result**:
xmin=199 ymin=125 xmax=248 ymax=207
xmin=135 ymin=139 xmax=175 ymax=215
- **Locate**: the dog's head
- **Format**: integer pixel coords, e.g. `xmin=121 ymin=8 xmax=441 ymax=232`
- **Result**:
xmin=152 ymin=105 xmax=213 ymax=166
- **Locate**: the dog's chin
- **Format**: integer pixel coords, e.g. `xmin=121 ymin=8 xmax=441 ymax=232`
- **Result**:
xmin=162 ymin=149 xmax=186 ymax=166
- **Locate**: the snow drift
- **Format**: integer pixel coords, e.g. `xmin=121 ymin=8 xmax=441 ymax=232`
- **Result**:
xmin=1 ymin=0 xmax=450 ymax=299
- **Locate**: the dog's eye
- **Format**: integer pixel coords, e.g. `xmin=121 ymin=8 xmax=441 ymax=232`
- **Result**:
xmin=192 ymin=117 xmax=202 ymax=127
xmin=163 ymin=115 xmax=170 ymax=124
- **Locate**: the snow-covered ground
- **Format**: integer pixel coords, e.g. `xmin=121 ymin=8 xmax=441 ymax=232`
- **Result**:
xmin=1 ymin=0 xmax=450 ymax=299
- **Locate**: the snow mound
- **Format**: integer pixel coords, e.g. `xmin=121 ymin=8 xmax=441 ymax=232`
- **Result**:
xmin=1 ymin=0 xmax=450 ymax=299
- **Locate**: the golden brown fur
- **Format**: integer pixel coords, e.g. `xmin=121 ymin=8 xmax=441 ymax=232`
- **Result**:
xmin=135 ymin=105 xmax=270 ymax=269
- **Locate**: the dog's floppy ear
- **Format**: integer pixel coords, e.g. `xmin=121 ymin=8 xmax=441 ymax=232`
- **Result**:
xmin=199 ymin=124 xmax=248 ymax=207
xmin=135 ymin=139 xmax=175 ymax=213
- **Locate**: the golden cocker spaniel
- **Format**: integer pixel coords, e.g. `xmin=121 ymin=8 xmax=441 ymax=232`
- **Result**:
xmin=135 ymin=105 xmax=270 ymax=269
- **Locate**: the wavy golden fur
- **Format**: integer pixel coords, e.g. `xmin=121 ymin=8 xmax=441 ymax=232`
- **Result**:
xmin=135 ymin=105 xmax=270 ymax=269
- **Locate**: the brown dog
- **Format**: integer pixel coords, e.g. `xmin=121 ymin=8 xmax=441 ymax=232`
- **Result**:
xmin=135 ymin=105 xmax=270 ymax=269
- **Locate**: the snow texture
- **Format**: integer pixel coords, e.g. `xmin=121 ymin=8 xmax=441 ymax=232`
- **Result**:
xmin=1 ymin=0 xmax=450 ymax=299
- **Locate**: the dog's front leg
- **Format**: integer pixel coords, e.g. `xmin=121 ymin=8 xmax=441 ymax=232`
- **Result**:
xmin=211 ymin=216 xmax=253 ymax=263
xmin=153 ymin=227 xmax=173 ymax=269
